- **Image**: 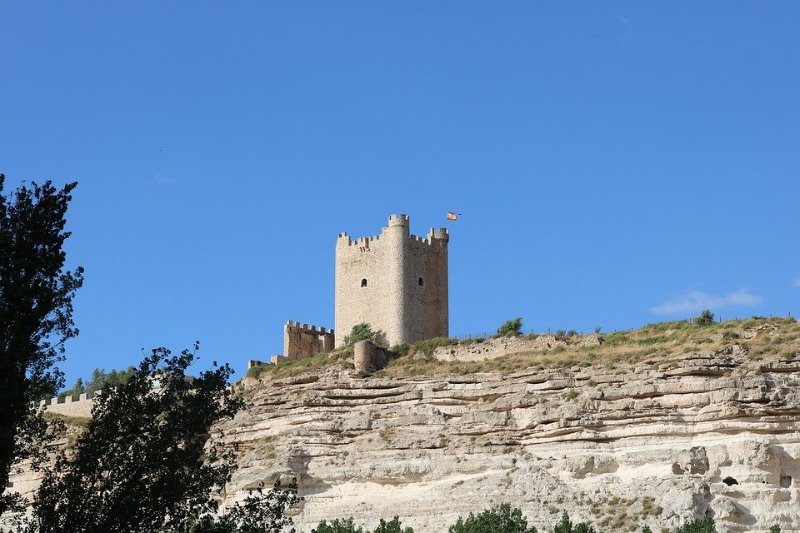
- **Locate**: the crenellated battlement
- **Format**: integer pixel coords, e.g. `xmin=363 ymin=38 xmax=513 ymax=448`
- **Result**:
xmin=284 ymin=320 xmax=334 ymax=336
xmin=284 ymin=320 xmax=335 ymax=360
xmin=387 ymin=213 xmax=409 ymax=227
xmin=337 ymin=217 xmax=448 ymax=252
xmin=335 ymin=214 xmax=449 ymax=348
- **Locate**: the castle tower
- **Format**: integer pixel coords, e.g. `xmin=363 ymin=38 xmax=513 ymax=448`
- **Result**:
xmin=335 ymin=214 xmax=449 ymax=348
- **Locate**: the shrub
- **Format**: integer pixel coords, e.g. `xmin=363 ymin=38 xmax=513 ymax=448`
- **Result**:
xmin=496 ymin=318 xmax=523 ymax=337
xmin=246 ymin=365 xmax=270 ymax=379
xmin=769 ymin=526 xmax=781 ymax=533
xmin=313 ymin=517 xmax=365 ymax=533
xmin=553 ymin=511 xmax=597 ymax=533
xmin=673 ymin=517 xmax=716 ymax=533
xmin=413 ymin=337 xmax=459 ymax=357
xmin=374 ymin=517 xmax=414 ymax=533
xmin=344 ymin=323 xmax=375 ymax=346
xmin=693 ymin=310 xmax=715 ymax=326
xmin=313 ymin=517 xmax=412 ymax=533
xmin=390 ymin=344 xmax=411 ymax=357
xmin=448 ymin=503 xmax=536 ymax=533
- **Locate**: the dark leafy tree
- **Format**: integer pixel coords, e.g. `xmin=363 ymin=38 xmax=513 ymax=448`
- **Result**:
xmin=344 ymin=323 xmax=375 ymax=346
xmin=373 ymin=517 xmax=413 ymax=533
xmin=642 ymin=526 xmax=653 ymax=533
xmin=181 ymin=479 xmax=301 ymax=533
xmin=313 ymin=517 xmax=365 ymax=533
xmin=0 ymin=176 xmax=83 ymax=514
xmin=770 ymin=525 xmax=782 ymax=533
xmin=673 ymin=517 xmax=716 ymax=533
xmin=31 ymin=345 xmax=244 ymax=533
xmin=552 ymin=512 xmax=597 ymax=533
xmin=448 ymin=503 xmax=536 ymax=533
xmin=496 ymin=318 xmax=523 ymax=337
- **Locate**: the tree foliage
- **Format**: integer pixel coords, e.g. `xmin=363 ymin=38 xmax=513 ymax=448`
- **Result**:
xmin=693 ymin=309 xmax=715 ymax=326
xmin=672 ymin=517 xmax=716 ymax=533
xmin=448 ymin=503 xmax=536 ymax=533
xmin=344 ymin=323 xmax=375 ymax=346
xmin=313 ymin=517 xmax=365 ymax=533
xmin=552 ymin=511 xmax=596 ymax=533
xmin=31 ymin=345 xmax=244 ymax=533
xmin=0 ymin=176 xmax=83 ymax=514
xmin=181 ymin=480 xmax=301 ymax=533
xmin=373 ymin=518 xmax=413 ymax=533
xmin=496 ymin=318 xmax=523 ymax=337
xmin=59 ymin=367 xmax=136 ymax=400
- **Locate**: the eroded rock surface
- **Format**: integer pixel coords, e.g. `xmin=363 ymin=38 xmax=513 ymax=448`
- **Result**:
xmin=217 ymin=353 xmax=800 ymax=532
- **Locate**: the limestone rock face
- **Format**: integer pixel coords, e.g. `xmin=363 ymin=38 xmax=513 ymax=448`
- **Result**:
xmin=216 ymin=353 xmax=800 ymax=532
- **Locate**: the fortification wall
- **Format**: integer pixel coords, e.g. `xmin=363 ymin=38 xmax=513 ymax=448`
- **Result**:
xmin=38 ymin=392 xmax=97 ymax=418
xmin=335 ymin=214 xmax=448 ymax=348
xmin=283 ymin=321 xmax=334 ymax=359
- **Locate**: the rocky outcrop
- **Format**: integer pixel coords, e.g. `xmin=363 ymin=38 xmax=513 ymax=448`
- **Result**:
xmin=217 ymin=352 xmax=800 ymax=532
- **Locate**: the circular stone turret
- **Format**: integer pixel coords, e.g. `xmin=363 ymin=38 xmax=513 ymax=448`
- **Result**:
xmin=354 ymin=340 xmax=385 ymax=373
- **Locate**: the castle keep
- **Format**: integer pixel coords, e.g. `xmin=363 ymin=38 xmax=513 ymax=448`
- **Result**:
xmin=335 ymin=214 xmax=449 ymax=348
xmin=247 ymin=214 xmax=449 ymax=366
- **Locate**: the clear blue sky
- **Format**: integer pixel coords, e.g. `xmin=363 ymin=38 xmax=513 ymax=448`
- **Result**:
xmin=1 ymin=2 xmax=798 ymax=389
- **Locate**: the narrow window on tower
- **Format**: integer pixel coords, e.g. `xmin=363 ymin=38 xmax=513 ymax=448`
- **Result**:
xmin=361 ymin=278 xmax=368 ymax=287
xmin=418 ymin=277 xmax=424 ymax=286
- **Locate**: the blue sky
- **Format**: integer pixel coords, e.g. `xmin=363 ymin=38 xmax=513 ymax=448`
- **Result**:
xmin=1 ymin=2 xmax=798 ymax=388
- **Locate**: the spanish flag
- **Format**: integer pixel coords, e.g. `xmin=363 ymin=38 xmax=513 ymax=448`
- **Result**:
xmin=447 ymin=211 xmax=458 ymax=221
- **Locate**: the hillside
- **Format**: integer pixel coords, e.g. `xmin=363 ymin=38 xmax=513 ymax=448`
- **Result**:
xmin=217 ymin=317 xmax=800 ymax=532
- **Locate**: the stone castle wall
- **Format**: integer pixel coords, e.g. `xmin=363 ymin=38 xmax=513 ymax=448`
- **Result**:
xmin=38 ymin=392 xmax=97 ymax=418
xmin=335 ymin=214 xmax=448 ymax=348
xmin=283 ymin=320 xmax=334 ymax=359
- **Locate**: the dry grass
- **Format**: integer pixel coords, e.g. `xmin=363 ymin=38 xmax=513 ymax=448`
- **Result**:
xmin=245 ymin=316 xmax=800 ymax=383
xmin=375 ymin=316 xmax=800 ymax=378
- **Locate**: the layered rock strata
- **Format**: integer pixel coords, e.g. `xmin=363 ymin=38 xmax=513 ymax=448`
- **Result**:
xmin=218 ymin=352 xmax=800 ymax=532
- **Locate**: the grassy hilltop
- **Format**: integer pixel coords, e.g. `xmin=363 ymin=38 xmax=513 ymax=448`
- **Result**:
xmin=247 ymin=315 xmax=800 ymax=381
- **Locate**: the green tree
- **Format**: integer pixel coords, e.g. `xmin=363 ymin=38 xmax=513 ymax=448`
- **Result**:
xmin=642 ymin=526 xmax=653 ymax=533
xmin=84 ymin=367 xmax=136 ymax=395
xmin=181 ymin=480 xmax=301 ymax=533
xmin=673 ymin=517 xmax=716 ymax=533
xmin=0 ymin=176 xmax=84 ymax=514
xmin=553 ymin=512 xmax=597 ymax=533
xmin=496 ymin=318 xmax=523 ymax=337
xmin=448 ymin=503 xmax=536 ymax=533
xmin=769 ymin=526 xmax=781 ymax=533
xmin=693 ymin=309 xmax=715 ymax=326
xmin=31 ymin=345 xmax=245 ymax=533
xmin=58 ymin=377 xmax=85 ymax=401
xmin=374 ymin=517 xmax=413 ymax=533
xmin=313 ymin=517 xmax=365 ymax=533
xmin=344 ymin=323 xmax=375 ymax=346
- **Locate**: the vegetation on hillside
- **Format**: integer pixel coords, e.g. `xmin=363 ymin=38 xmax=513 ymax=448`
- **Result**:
xmin=243 ymin=316 xmax=800 ymax=381
xmin=344 ymin=323 xmax=376 ymax=346
xmin=58 ymin=367 xmax=136 ymax=400
xmin=311 ymin=507 xmax=782 ymax=533
xmin=496 ymin=317 xmax=524 ymax=337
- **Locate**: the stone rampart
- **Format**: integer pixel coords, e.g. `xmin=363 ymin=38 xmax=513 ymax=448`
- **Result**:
xmin=432 ymin=334 xmax=602 ymax=362
xmin=283 ymin=321 xmax=334 ymax=360
xmin=38 ymin=391 xmax=99 ymax=418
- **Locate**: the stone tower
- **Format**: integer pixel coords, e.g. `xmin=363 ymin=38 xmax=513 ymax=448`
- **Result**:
xmin=335 ymin=214 xmax=449 ymax=348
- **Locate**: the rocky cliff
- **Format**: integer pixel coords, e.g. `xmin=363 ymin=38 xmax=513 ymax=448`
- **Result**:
xmin=219 ymin=321 xmax=800 ymax=533
xmin=7 ymin=319 xmax=800 ymax=532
